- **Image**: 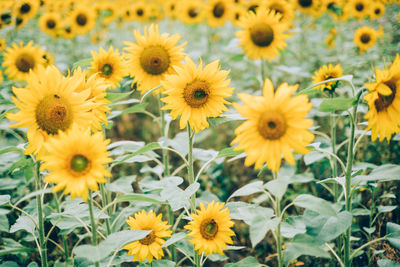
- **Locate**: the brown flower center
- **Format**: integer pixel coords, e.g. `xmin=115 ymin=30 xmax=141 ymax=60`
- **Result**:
xmin=212 ymin=2 xmax=225 ymax=18
xmin=70 ymin=154 xmax=90 ymax=173
xmin=139 ymin=231 xmax=156 ymax=245
xmin=375 ymin=81 xmax=397 ymax=112
xmin=250 ymin=23 xmax=274 ymax=47
xmin=374 ymin=8 xmax=381 ymax=15
xmin=183 ymin=80 xmax=210 ymax=108
xmin=258 ymin=111 xmax=287 ymax=140
xmin=140 ymin=46 xmax=170 ymax=75
xmin=200 ymin=219 xmax=218 ymax=240
xmin=299 ymin=0 xmax=312 ymax=7
xmin=20 ymin=3 xmax=31 ymax=14
xmin=15 ymin=53 xmax=35 ymax=73
xmin=46 ymin=19 xmax=56 ymax=29
xmin=35 ymin=94 xmax=73 ymax=135
xmin=355 ymin=3 xmax=364 ymax=12
xmin=101 ymin=63 xmax=113 ymax=77
xmin=76 ymin=13 xmax=87 ymax=26
xmin=136 ymin=8 xmax=144 ymax=16
xmin=188 ymin=8 xmax=199 ymax=18
xmin=360 ymin=33 xmax=370 ymax=44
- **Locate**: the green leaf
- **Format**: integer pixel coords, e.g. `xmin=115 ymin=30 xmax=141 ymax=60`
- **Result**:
xmin=316 ymin=211 xmax=352 ymax=242
xmin=293 ymin=194 xmax=336 ymax=216
xmin=359 ymin=164 xmax=400 ymax=182
xmin=224 ymin=256 xmax=262 ymax=267
xmin=378 ymin=259 xmax=400 ymax=267
xmin=0 ymin=195 xmax=10 ymax=206
xmin=352 ymin=208 xmax=370 ymax=216
xmin=319 ymin=97 xmax=356 ymax=112
xmin=378 ymin=206 xmax=397 ymax=213
xmin=265 ymin=179 xmax=288 ymax=200
xmin=161 ymin=182 xmax=200 ymax=211
xmin=106 ymin=90 xmax=135 ymax=102
xmin=162 ymin=232 xmax=187 ymax=248
xmin=283 ymin=238 xmax=330 ymax=266
xmin=108 ymin=103 xmax=149 ymax=119
xmin=117 ymin=193 xmax=165 ymax=205
xmin=150 ymin=260 xmax=176 ymax=267
xmin=281 ymin=217 xmax=306 ymax=238
xmin=105 ymin=176 xmax=136 ymax=194
xmin=387 ymin=222 xmax=400 ymax=250
xmin=228 ymin=181 xmax=263 ymax=200
xmin=0 ymin=215 xmax=9 ymax=232
xmin=217 ymin=147 xmax=243 ymax=158
xmin=113 ymin=142 xmax=161 ymax=165
xmin=10 ymin=216 xmax=36 ymax=234
xmin=72 ymin=58 xmax=92 ymax=69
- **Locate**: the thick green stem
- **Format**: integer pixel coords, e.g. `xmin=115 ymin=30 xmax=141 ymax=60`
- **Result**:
xmin=54 ymin=194 xmax=69 ymax=261
xmin=273 ymin=172 xmax=283 ymax=267
xmin=34 ymin=162 xmax=48 ymax=267
xmin=100 ymin=184 xmax=111 ymax=235
xmin=88 ymin=190 xmax=100 ymax=267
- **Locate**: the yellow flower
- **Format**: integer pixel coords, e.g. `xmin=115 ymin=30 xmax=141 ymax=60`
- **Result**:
xmin=69 ymin=5 xmax=96 ymax=35
xmin=161 ymin=57 xmax=233 ymax=133
xmin=0 ymin=38 xmax=6 ymax=51
xmin=205 ymin=0 xmax=232 ymax=27
xmin=231 ymin=4 xmax=246 ymax=26
xmin=6 ymin=65 xmax=96 ymax=157
xmin=124 ymin=210 xmax=172 ymax=263
xmin=312 ymin=64 xmax=343 ymax=91
xmin=264 ymin=0 xmax=295 ymax=25
xmin=176 ymin=0 xmax=205 ymax=25
xmin=354 ymin=26 xmax=380 ymax=54
xmin=369 ymin=2 xmax=385 ymax=20
xmin=131 ymin=1 xmax=150 ymax=22
xmin=185 ymin=201 xmax=235 ymax=256
xmin=39 ymin=12 xmax=61 ymax=38
xmin=235 ymin=7 xmax=290 ymax=60
xmin=124 ymin=24 xmax=187 ymax=94
xmin=231 ymin=78 xmax=314 ymax=172
xmin=13 ymin=0 xmax=39 ymax=20
xmin=292 ymin=0 xmax=324 ymax=16
xmin=40 ymin=123 xmax=112 ymax=201
xmin=2 ymin=41 xmax=45 ymax=81
xmin=89 ymin=46 xmax=128 ymax=89
xmin=344 ymin=0 xmax=371 ymax=19
xmin=325 ymin=28 xmax=338 ymax=49
xmin=41 ymin=51 xmax=54 ymax=67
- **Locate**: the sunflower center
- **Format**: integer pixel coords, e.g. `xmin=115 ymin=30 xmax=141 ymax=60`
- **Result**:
xmin=258 ymin=111 xmax=287 ymax=140
xmin=137 ymin=9 xmax=144 ymax=16
xmin=183 ymin=80 xmax=210 ymax=108
xmin=374 ymin=8 xmax=381 ymax=15
xmin=360 ymin=33 xmax=370 ymax=44
xmin=70 ymin=154 xmax=89 ymax=173
xmin=139 ymin=231 xmax=156 ymax=245
xmin=299 ymin=0 xmax=312 ymax=7
xmin=375 ymin=81 xmax=397 ymax=112
xmin=200 ymin=219 xmax=219 ymax=240
xmin=140 ymin=46 xmax=170 ymax=75
xmin=1 ymin=13 xmax=12 ymax=24
xmin=20 ymin=3 xmax=31 ymax=14
xmin=101 ymin=63 xmax=113 ymax=76
xmin=35 ymin=94 xmax=73 ymax=135
xmin=212 ymin=2 xmax=225 ymax=18
xmin=355 ymin=3 xmax=364 ymax=11
xmin=188 ymin=8 xmax=198 ymax=18
xmin=46 ymin=19 xmax=56 ymax=29
xmin=15 ymin=53 xmax=35 ymax=73
xmin=250 ymin=23 xmax=274 ymax=47
xmin=76 ymin=13 xmax=87 ymax=26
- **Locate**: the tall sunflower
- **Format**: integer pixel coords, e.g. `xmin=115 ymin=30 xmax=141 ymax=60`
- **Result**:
xmin=124 ymin=24 xmax=187 ymax=94
xmin=40 ymin=123 xmax=112 ymax=201
xmin=2 ymin=41 xmax=45 ymax=81
xmin=206 ymin=0 xmax=232 ymax=27
xmin=161 ymin=57 xmax=233 ymax=133
xmin=124 ymin=210 xmax=172 ymax=263
xmin=231 ymin=78 xmax=314 ymax=172
xmin=185 ymin=201 xmax=235 ymax=256
xmin=6 ymin=65 xmax=96 ymax=157
xmin=89 ymin=46 xmax=128 ymax=89
xmin=235 ymin=7 xmax=290 ymax=60
xmin=312 ymin=64 xmax=343 ymax=91
xmin=354 ymin=26 xmax=380 ymax=54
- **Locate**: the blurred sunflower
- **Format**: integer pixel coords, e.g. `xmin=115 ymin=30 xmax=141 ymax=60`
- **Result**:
xmin=312 ymin=64 xmax=343 ymax=91
xmin=325 ymin=28 xmax=338 ymax=49
xmin=60 ymin=25 xmax=76 ymax=39
xmin=264 ymin=0 xmax=294 ymax=25
xmin=70 ymin=5 xmax=96 ymax=35
xmin=235 ymin=8 xmax=290 ymax=60
xmin=163 ymin=0 xmax=178 ymax=19
xmin=161 ymin=57 xmax=233 ymax=133
xmin=13 ymin=0 xmax=39 ymax=20
xmin=292 ymin=0 xmax=322 ymax=16
xmin=185 ymin=201 xmax=235 ymax=256
xmin=231 ymin=78 xmax=314 ymax=172
xmin=176 ymin=0 xmax=205 ymax=24
xmin=344 ymin=0 xmax=370 ymax=19
xmin=124 ymin=210 xmax=172 ymax=263
xmin=40 ymin=124 xmax=112 ymax=201
xmin=231 ymin=4 xmax=246 ymax=26
xmin=124 ymin=24 xmax=187 ymax=94
xmin=246 ymin=0 xmax=261 ymax=13
xmin=41 ymin=51 xmax=54 ymax=66
xmin=206 ymin=0 xmax=232 ymax=27
xmin=0 ymin=38 xmax=6 ymax=51
xmin=2 ymin=41 xmax=45 ymax=81
xmin=132 ymin=1 xmax=149 ymax=22
xmin=354 ymin=26 xmax=380 ymax=54
xmin=369 ymin=2 xmax=385 ymax=20
xmin=39 ymin=12 xmax=61 ymax=37
xmin=89 ymin=46 xmax=128 ymax=89
xmin=6 ymin=65 xmax=96 ymax=157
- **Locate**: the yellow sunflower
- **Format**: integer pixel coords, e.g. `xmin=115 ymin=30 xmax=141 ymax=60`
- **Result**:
xmin=0 ymin=38 xmax=6 ymax=51
xmin=206 ymin=0 xmax=232 ymax=27
xmin=263 ymin=0 xmax=295 ymax=25
xmin=89 ymin=46 xmax=128 ymax=89
xmin=176 ymin=0 xmax=205 ymax=25
xmin=161 ymin=57 xmax=233 ymax=133
xmin=312 ymin=64 xmax=343 ymax=91
xmin=231 ymin=4 xmax=246 ymax=26
xmin=235 ymin=7 xmax=290 ymax=60
xmin=70 ymin=5 xmax=96 ymax=35
xmin=344 ymin=0 xmax=371 ymax=19
xmin=163 ymin=0 xmax=178 ymax=19
xmin=292 ymin=0 xmax=323 ymax=16
xmin=40 ymin=123 xmax=112 ymax=201
xmin=131 ymin=1 xmax=150 ymax=22
xmin=231 ymin=78 xmax=314 ymax=172
xmin=325 ymin=28 xmax=338 ymax=49
xmin=6 ymin=65 xmax=96 ymax=158
xmin=369 ymin=2 xmax=385 ymax=20
xmin=185 ymin=201 xmax=235 ymax=256
xmin=2 ymin=41 xmax=45 ymax=81
xmin=124 ymin=210 xmax=172 ymax=263
xmin=39 ymin=12 xmax=61 ymax=37
xmin=60 ymin=24 xmax=76 ymax=39
xmin=246 ymin=0 xmax=261 ymax=14
xmin=13 ymin=0 xmax=39 ymax=20
xmin=354 ymin=26 xmax=380 ymax=54
xmin=364 ymin=56 xmax=400 ymax=141
xmin=41 ymin=51 xmax=54 ymax=66
xmin=124 ymin=24 xmax=187 ymax=94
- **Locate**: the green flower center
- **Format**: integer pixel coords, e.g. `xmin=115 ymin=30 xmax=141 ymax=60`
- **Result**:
xmin=183 ymin=80 xmax=210 ymax=108
xmin=70 ymin=154 xmax=89 ymax=173
xmin=101 ymin=63 xmax=113 ymax=76
xmin=200 ymin=219 xmax=219 ymax=240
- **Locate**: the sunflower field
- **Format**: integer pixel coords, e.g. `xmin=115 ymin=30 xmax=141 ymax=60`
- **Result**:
xmin=1 ymin=0 xmax=400 ymax=266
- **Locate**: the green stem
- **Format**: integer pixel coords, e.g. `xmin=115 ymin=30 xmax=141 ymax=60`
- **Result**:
xmin=53 ymin=194 xmax=69 ymax=261
xmin=273 ymin=172 xmax=283 ymax=267
xmin=34 ymin=162 xmax=48 ymax=267
xmin=260 ymin=59 xmax=265 ymax=82
xmin=88 ymin=190 xmax=100 ymax=267
xmin=100 ymin=184 xmax=111 ymax=235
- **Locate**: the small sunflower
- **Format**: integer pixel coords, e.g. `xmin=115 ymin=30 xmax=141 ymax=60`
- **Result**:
xmin=325 ymin=28 xmax=338 ymax=49
xmin=70 ymin=5 xmax=96 ymax=35
xmin=161 ymin=57 xmax=233 ymax=133
xmin=163 ymin=0 xmax=178 ymax=19
xmin=13 ymin=0 xmax=39 ymax=19
xmin=2 ymin=41 xmax=45 ymax=81
xmin=124 ymin=210 xmax=172 ymax=263
xmin=176 ymin=0 xmax=205 ymax=25
xmin=312 ymin=64 xmax=343 ymax=91
xmin=292 ymin=0 xmax=322 ymax=16
xmin=231 ymin=78 xmax=314 ymax=172
xmin=364 ymin=56 xmax=400 ymax=141
xmin=369 ymin=2 xmax=385 ymax=20
xmin=89 ymin=46 xmax=128 ymax=89
xmin=344 ymin=0 xmax=370 ymax=19
xmin=206 ymin=0 xmax=232 ymax=27
xmin=231 ymin=4 xmax=246 ymax=26
xmin=40 ymin=123 xmax=112 ymax=201
xmin=235 ymin=7 xmax=290 ymax=60
xmin=6 ymin=65 xmax=96 ymax=157
xmin=124 ymin=24 xmax=187 ymax=94
xmin=263 ymin=0 xmax=294 ymax=25
xmin=60 ymin=24 xmax=76 ymax=39
xmin=131 ymin=1 xmax=149 ymax=22
xmin=354 ymin=26 xmax=380 ymax=54
xmin=185 ymin=201 xmax=235 ymax=256
xmin=0 ymin=38 xmax=6 ymax=51
xmin=39 ymin=12 xmax=61 ymax=37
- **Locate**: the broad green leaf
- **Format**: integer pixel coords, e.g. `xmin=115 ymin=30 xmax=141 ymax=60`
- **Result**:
xmin=0 ymin=215 xmax=9 ymax=232
xmin=281 ymin=217 xmax=306 ymax=238
xmin=378 ymin=259 xmax=400 ymax=267
xmin=319 ymin=97 xmax=356 ymax=112
xmin=217 ymin=147 xmax=243 ymax=158
xmin=387 ymin=222 xmax=400 ymax=250
xmin=293 ymin=194 xmax=336 ymax=216
xmin=150 ymin=260 xmax=176 ymax=267
xmin=352 ymin=208 xmax=370 ymax=216
xmin=72 ymin=58 xmax=91 ymax=69
xmin=265 ymin=179 xmax=288 ymax=200
xmin=224 ymin=256 xmax=262 ymax=267
xmin=162 ymin=232 xmax=187 ymax=248
xmin=317 ymin=211 xmax=352 ymax=242
xmin=117 ymin=193 xmax=165 ymax=204
xmin=105 ymin=175 xmax=136 ymax=194
xmin=113 ymin=142 xmax=161 ymax=165
xmin=10 ymin=216 xmax=36 ymax=234
xmin=162 ymin=182 xmax=200 ymax=211
xmin=228 ymin=181 xmax=263 ymax=200
xmin=209 ymin=253 xmax=229 ymax=262
xmin=378 ymin=206 xmax=397 ymax=213
xmin=108 ymin=103 xmax=149 ymax=119
xmin=356 ymin=164 xmax=400 ymax=182
xmin=363 ymin=226 xmax=376 ymax=235
xmin=106 ymin=90 xmax=135 ymax=102
xmin=0 ymin=195 xmax=10 ymax=206
xmin=283 ymin=239 xmax=330 ymax=266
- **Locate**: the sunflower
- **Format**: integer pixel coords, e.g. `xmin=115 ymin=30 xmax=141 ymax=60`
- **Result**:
xmin=60 ymin=24 xmax=76 ymax=39
xmin=235 ymin=7 xmax=290 ymax=60
xmin=263 ymin=0 xmax=295 ymax=25
xmin=363 ymin=56 xmax=400 ymax=141
xmin=163 ymin=0 xmax=178 ymax=19
xmin=344 ymin=0 xmax=370 ymax=19
xmin=70 ymin=5 xmax=96 ymax=35
xmin=121 ymin=6 xmax=135 ymax=22
xmin=41 ymin=51 xmax=54 ymax=66
xmin=161 ymin=57 xmax=233 ymax=133
xmin=176 ymin=0 xmax=205 ymax=25
xmin=246 ymin=0 xmax=261 ymax=14
xmin=124 ymin=24 xmax=187 ymax=94
xmin=369 ymin=2 xmax=385 ymax=20
xmin=325 ymin=28 xmax=338 ymax=49
xmin=354 ymin=26 xmax=380 ymax=54
xmin=39 ymin=12 xmax=61 ymax=37
xmin=312 ymin=64 xmax=343 ymax=91
xmin=40 ymin=123 xmax=111 ymax=201
xmin=2 ymin=41 xmax=45 ymax=81
xmin=231 ymin=78 xmax=314 ymax=172
xmin=13 ymin=0 xmax=39 ymax=20
xmin=89 ymin=46 xmax=128 ymax=89
xmin=231 ymin=4 xmax=246 ymax=26
xmin=292 ymin=0 xmax=323 ymax=16
xmin=131 ymin=1 xmax=149 ymax=22
xmin=185 ymin=201 xmax=235 ymax=256
xmin=6 ymin=65 xmax=96 ymax=157
xmin=0 ymin=38 xmax=5 ymax=51
xmin=124 ymin=210 xmax=172 ymax=263
xmin=206 ymin=0 xmax=232 ymax=27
